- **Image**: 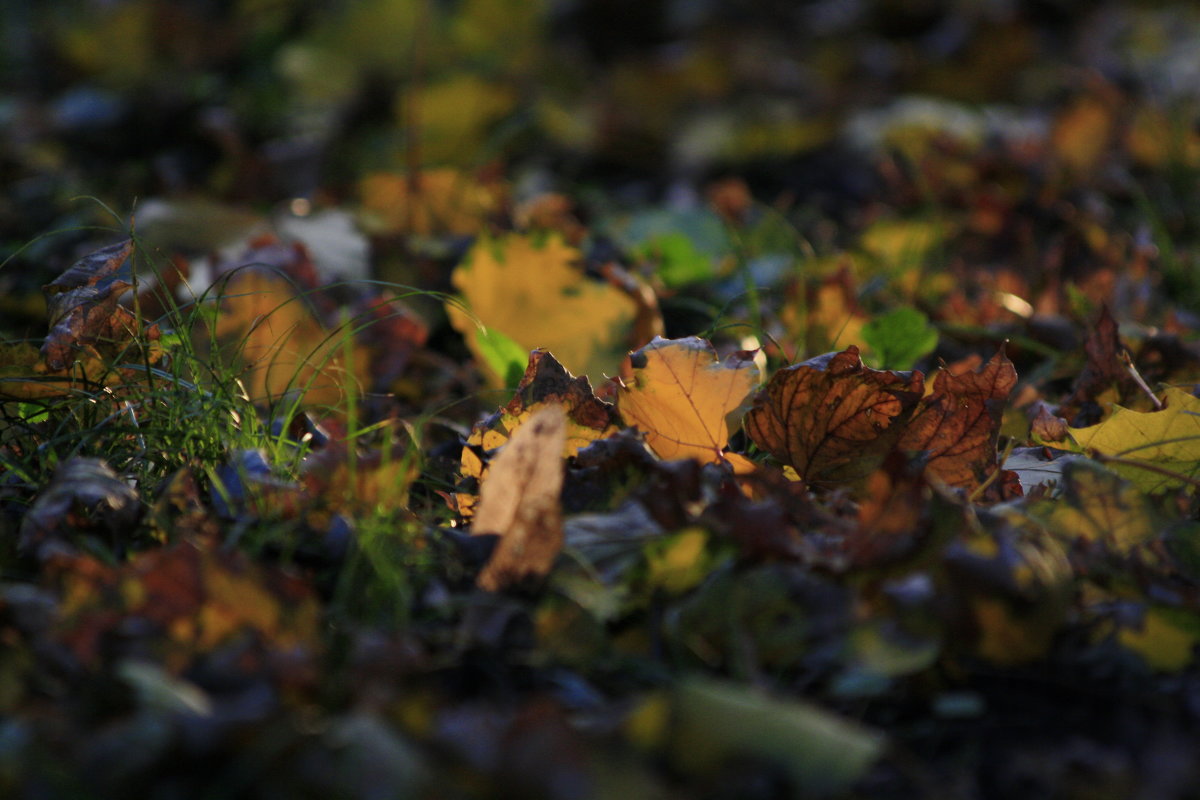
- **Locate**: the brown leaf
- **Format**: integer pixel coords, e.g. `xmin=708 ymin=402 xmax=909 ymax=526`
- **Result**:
xmin=1060 ymin=305 xmax=1138 ymax=424
xmin=40 ymin=239 xmax=159 ymax=371
xmin=897 ymin=349 xmax=1017 ymax=493
xmin=1028 ymin=400 xmax=1069 ymax=444
xmin=744 ymin=346 xmax=924 ymax=487
xmin=473 ymin=405 xmax=567 ymax=591
xmin=19 ymin=457 xmax=142 ymax=559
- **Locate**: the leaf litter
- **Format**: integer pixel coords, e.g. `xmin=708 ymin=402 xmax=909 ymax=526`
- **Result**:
xmin=7 ymin=6 xmax=1200 ymax=797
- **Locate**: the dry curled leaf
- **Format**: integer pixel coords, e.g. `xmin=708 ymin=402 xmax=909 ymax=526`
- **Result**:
xmin=617 ymin=336 xmax=759 ymax=463
xmin=40 ymin=238 xmax=160 ymax=372
xmin=898 ymin=349 xmax=1017 ymax=493
xmin=744 ymin=346 xmax=924 ymax=487
xmin=473 ymin=405 xmax=567 ymax=591
xmin=1060 ymin=305 xmax=1139 ymax=424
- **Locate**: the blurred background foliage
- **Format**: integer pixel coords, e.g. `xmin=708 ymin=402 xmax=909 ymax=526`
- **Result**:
xmin=3 ymin=0 xmax=1200 ymax=333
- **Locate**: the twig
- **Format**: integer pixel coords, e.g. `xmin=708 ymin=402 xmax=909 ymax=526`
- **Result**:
xmin=1120 ymin=349 xmax=1163 ymax=410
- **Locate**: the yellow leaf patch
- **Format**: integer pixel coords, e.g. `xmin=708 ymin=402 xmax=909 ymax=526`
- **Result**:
xmin=446 ymin=233 xmax=639 ymax=387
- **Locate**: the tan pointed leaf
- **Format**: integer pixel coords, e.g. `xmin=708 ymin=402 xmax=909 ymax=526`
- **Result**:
xmin=474 ymin=405 xmax=567 ymax=590
xmin=617 ymin=336 xmax=759 ymax=463
xmin=744 ymin=346 xmax=924 ymax=487
xmin=897 ymin=349 xmax=1017 ymax=492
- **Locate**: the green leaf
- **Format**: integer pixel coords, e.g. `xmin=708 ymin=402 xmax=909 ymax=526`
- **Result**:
xmin=670 ymin=678 xmax=885 ymax=797
xmin=609 ymin=208 xmax=731 ymax=287
xmin=474 ymin=325 xmax=531 ymax=388
xmin=861 ymin=308 xmax=938 ymax=369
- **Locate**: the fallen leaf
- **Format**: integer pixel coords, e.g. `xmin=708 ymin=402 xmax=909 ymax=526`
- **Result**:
xmin=446 ymin=233 xmax=639 ymax=387
xmin=18 ymin=457 xmax=142 ymax=559
xmin=458 ymin=349 xmax=621 ymax=517
xmin=473 ymin=404 xmax=567 ymax=590
xmin=1066 ymin=386 xmax=1200 ymax=493
xmin=897 ymin=349 xmax=1017 ymax=493
xmin=1060 ymin=306 xmax=1140 ymax=423
xmin=40 ymin=239 xmax=161 ymax=372
xmin=744 ymin=346 xmax=924 ymax=487
xmin=617 ymin=336 xmax=759 ymax=463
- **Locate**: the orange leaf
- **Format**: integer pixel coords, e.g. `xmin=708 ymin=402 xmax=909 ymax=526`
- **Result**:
xmin=617 ymin=337 xmax=759 ymax=463
xmin=897 ymin=349 xmax=1017 ymax=493
xmin=203 ymin=267 xmax=368 ymax=409
xmin=744 ymin=346 xmax=924 ymax=487
xmin=473 ymin=405 xmax=567 ymax=590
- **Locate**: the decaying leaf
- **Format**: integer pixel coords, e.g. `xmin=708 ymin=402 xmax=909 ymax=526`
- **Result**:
xmin=898 ymin=349 xmax=1017 ymax=493
xmin=1066 ymin=386 xmax=1200 ymax=493
xmin=1060 ymin=305 xmax=1139 ymax=424
xmin=446 ymin=233 xmax=639 ymax=386
xmin=473 ymin=404 xmax=567 ymax=591
xmin=617 ymin=336 xmax=759 ymax=463
xmin=19 ymin=456 xmax=142 ymax=559
xmin=39 ymin=239 xmax=161 ymax=372
xmin=744 ymin=346 xmax=924 ymax=487
xmin=458 ymin=349 xmax=621 ymax=517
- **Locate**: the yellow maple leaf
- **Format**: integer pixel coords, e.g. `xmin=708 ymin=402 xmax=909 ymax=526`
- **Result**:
xmin=617 ymin=337 xmax=759 ymax=463
xmin=446 ymin=233 xmax=638 ymax=387
xmin=1066 ymin=387 xmax=1200 ymax=493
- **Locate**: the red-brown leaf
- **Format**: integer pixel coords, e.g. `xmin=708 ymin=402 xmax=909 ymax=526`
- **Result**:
xmin=744 ymin=346 xmax=924 ymax=487
xmin=897 ymin=349 xmax=1017 ymax=493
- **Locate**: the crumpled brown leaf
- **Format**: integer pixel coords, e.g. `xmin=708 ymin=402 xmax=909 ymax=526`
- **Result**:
xmin=40 ymin=239 xmax=160 ymax=372
xmin=897 ymin=349 xmax=1018 ymax=494
xmin=19 ymin=456 xmax=142 ymax=559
